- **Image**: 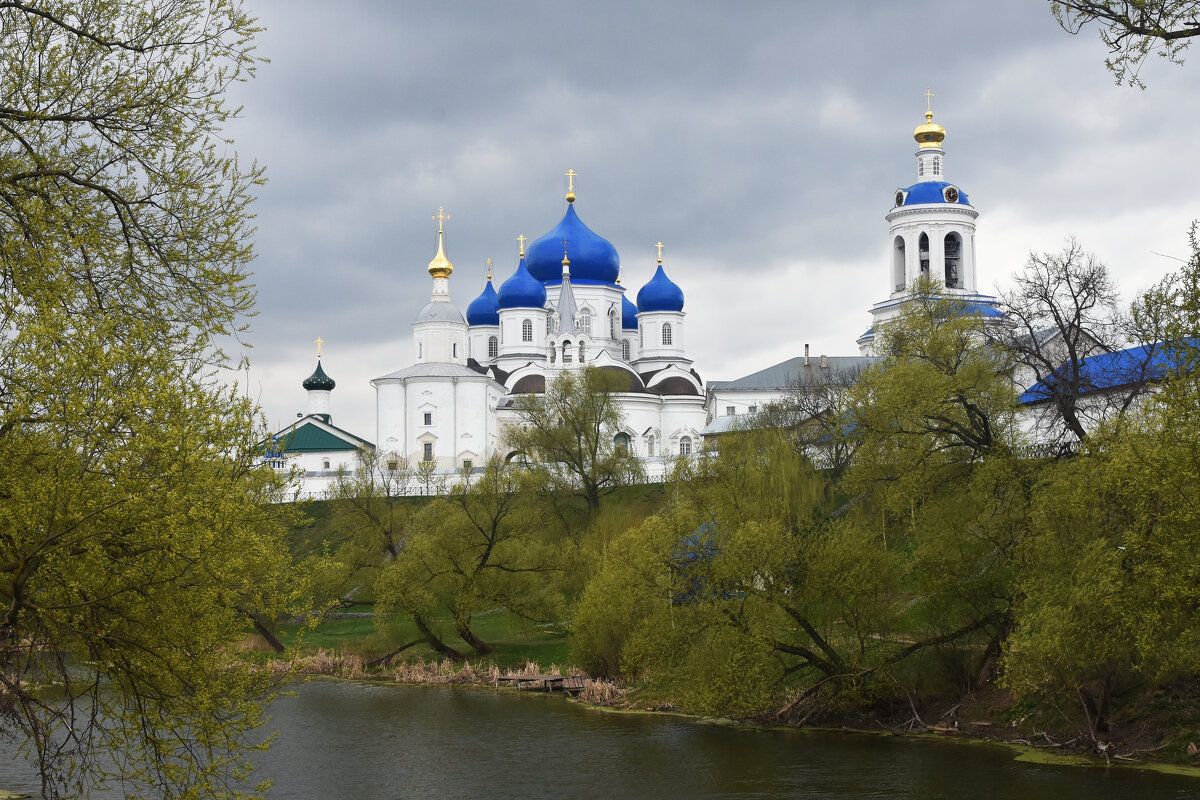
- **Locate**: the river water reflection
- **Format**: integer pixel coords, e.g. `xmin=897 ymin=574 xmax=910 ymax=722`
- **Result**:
xmin=4 ymin=679 xmax=1198 ymax=798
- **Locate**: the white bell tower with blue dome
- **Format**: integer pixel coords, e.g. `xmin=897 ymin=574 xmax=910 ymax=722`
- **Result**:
xmin=858 ymin=96 xmax=1003 ymax=353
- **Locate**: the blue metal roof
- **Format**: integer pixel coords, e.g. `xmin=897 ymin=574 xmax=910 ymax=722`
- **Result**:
xmin=1018 ymin=342 xmax=1182 ymax=404
xmin=898 ymin=181 xmax=970 ymax=206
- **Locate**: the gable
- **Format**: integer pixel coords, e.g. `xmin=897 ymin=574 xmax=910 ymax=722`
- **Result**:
xmin=269 ymin=421 xmax=363 ymax=454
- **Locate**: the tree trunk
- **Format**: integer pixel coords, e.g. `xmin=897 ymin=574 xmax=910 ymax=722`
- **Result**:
xmin=248 ymin=611 xmax=286 ymax=653
xmin=412 ymin=611 xmax=465 ymax=661
xmin=454 ymin=608 xmax=494 ymax=655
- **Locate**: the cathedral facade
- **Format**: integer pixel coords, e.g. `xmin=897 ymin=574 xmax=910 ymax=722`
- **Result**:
xmin=369 ymin=184 xmax=708 ymax=476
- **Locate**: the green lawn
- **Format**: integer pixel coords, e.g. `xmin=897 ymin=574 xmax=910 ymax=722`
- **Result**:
xmin=277 ymin=606 xmax=571 ymax=669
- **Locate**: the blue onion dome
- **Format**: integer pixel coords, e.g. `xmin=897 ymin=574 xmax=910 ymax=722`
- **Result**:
xmin=621 ymin=293 xmax=639 ymax=330
xmin=466 ymin=279 xmax=500 ymax=326
xmin=302 ymin=360 xmax=335 ymax=391
xmin=526 ymin=204 xmax=620 ymax=284
xmin=637 ymin=263 xmax=684 ymax=312
xmin=894 ymin=181 xmax=970 ymax=207
xmin=497 ymin=256 xmax=547 ymax=309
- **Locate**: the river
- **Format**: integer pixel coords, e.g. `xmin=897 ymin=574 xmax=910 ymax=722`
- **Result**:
xmin=3 ymin=680 xmax=1197 ymax=798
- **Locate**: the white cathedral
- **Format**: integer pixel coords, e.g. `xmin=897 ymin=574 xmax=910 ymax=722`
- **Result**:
xmin=268 ymin=105 xmax=1010 ymax=497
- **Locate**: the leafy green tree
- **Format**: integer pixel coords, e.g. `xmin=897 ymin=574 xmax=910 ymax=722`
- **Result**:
xmin=374 ymin=457 xmax=559 ymax=660
xmin=505 ymin=366 xmax=643 ymax=517
xmin=0 ymin=3 xmax=297 ymax=797
xmin=1051 ymin=1 xmax=1200 ymax=87
xmin=1003 ymin=226 xmax=1200 ymax=739
xmin=325 ymin=448 xmax=416 ymax=599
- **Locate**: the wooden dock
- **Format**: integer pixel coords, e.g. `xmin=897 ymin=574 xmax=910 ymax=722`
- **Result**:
xmin=496 ymin=673 xmax=587 ymax=694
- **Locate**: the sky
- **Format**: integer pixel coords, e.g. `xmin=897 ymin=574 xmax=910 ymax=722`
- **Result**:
xmin=225 ymin=0 xmax=1200 ymax=439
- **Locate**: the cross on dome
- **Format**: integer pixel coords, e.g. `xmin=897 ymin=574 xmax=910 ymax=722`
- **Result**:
xmin=432 ymin=206 xmax=451 ymax=233
xmin=517 ymin=234 xmax=526 ymax=256
xmin=564 ymin=168 xmax=578 ymax=203
xmin=923 ymin=88 xmax=935 ymax=112
xmin=655 ymin=241 xmax=665 ymax=263
xmin=315 ymin=336 xmax=324 ymax=358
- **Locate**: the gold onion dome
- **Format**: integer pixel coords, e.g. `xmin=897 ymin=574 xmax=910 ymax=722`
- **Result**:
xmin=428 ymin=230 xmax=453 ymax=278
xmin=428 ymin=206 xmax=454 ymax=278
xmin=914 ymin=109 xmax=946 ymax=149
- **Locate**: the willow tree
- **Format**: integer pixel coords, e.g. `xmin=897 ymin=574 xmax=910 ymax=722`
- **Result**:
xmin=506 ymin=366 xmax=643 ymax=517
xmin=0 ymin=3 xmax=299 ymax=798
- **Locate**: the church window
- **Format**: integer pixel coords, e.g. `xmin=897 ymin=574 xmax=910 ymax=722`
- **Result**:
xmin=749 ymin=405 xmax=757 ymax=413
xmin=462 ymin=459 xmax=472 ymax=471
xmin=609 ymin=311 xmax=617 ymax=339
xmin=893 ymin=236 xmax=906 ymax=291
xmin=488 ymin=336 xmax=498 ymax=359
xmin=423 ymin=412 xmax=432 ymax=426
xmin=418 ymin=342 xmax=423 ymax=359
xmin=622 ymin=339 xmax=630 ymax=361
xmin=322 ymin=458 xmax=331 ymax=470
xmin=662 ymin=323 xmax=673 ymax=346
xmin=613 ymin=432 xmax=630 ymax=455
xmin=944 ymin=232 xmax=962 ymax=288
xmin=423 ymin=442 xmax=433 ymax=462
xmin=647 ymin=435 xmax=655 ymax=457
xmin=579 ymin=308 xmax=592 ymax=336
xmin=387 ymin=459 xmax=398 ymax=471
xmin=578 ymin=341 xmax=585 ymax=362
xmin=452 ymin=342 xmax=458 ymax=358
xmin=679 ymin=436 xmax=692 ymax=456
xmin=918 ymin=232 xmax=930 ymax=278
xmin=562 ymin=340 xmax=572 ymax=363
xmin=639 ymin=326 xmax=644 ymax=348
xmin=521 ymin=318 xmax=533 ymax=342
xmin=918 ymin=159 xmax=925 ymax=178
xmin=932 ymin=156 xmax=942 ymax=177
xmin=550 ymin=347 xmax=556 ymax=364
xmin=726 ymin=406 xmax=735 ymax=416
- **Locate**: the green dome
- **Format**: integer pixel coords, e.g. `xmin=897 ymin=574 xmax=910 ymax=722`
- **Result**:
xmin=302 ymin=360 xmax=335 ymax=391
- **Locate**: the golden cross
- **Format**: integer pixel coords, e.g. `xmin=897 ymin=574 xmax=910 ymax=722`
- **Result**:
xmin=923 ymin=88 xmax=935 ymax=112
xmin=517 ymin=234 xmax=526 ymax=256
xmin=561 ymin=238 xmax=571 ymax=257
xmin=315 ymin=336 xmax=324 ymax=359
xmin=486 ymin=257 xmax=493 ymax=280
xmin=655 ymin=241 xmax=665 ymax=262
xmin=432 ymin=205 xmax=451 ymax=233
xmin=564 ymin=168 xmax=577 ymax=193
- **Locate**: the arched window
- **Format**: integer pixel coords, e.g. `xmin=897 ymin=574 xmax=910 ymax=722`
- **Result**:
xmin=578 ymin=341 xmax=585 ymax=362
xmin=488 ymin=336 xmax=498 ymax=359
xmin=662 ymin=322 xmax=673 ymax=346
xmin=549 ymin=347 xmax=555 ymax=363
xmin=622 ymin=339 xmax=631 ymax=361
xmin=918 ymin=232 xmax=930 ymax=278
xmin=639 ymin=325 xmax=644 ymax=347
xmin=679 ymin=436 xmax=692 ymax=455
xmin=452 ymin=342 xmax=458 ymax=358
xmin=521 ymin=318 xmax=533 ymax=342
xmin=932 ymin=156 xmax=942 ymax=177
xmin=944 ymin=232 xmax=962 ymax=288
xmin=613 ymin=432 xmax=630 ymax=455
xmin=893 ymin=236 xmax=906 ymax=292
xmin=646 ymin=435 xmax=656 ymax=457
xmin=562 ymin=340 xmax=572 ymax=363
xmin=579 ymin=308 xmax=592 ymax=336
xmin=609 ymin=311 xmax=617 ymax=339
xmin=918 ymin=159 xmax=925 ymax=178
xmin=418 ymin=342 xmax=423 ymax=359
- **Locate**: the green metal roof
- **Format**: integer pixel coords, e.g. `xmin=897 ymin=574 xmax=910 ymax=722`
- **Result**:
xmin=269 ymin=421 xmax=362 ymax=453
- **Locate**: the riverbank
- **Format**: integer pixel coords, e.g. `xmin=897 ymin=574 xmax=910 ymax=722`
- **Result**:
xmin=275 ymin=650 xmax=1200 ymax=778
